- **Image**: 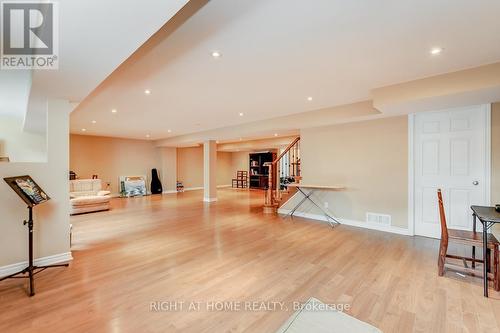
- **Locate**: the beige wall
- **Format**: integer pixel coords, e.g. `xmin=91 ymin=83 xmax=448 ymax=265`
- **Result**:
xmin=159 ymin=147 xmax=177 ymax=192
xmin=0 ymin=100 xmax=71 ymax=268
xmin=230 ymin=151 xmax=250 ymax=179
xmin=217 ymin=151 xmax=233 ymax=186
xmin=177 ymin=147 xmax=204 ymax=188
xmin=70 ymin=135 xmax=161 ymax=194
xmin=283 ymin=116 xmax=408 ymax=228
xmin=176 ymin=146 xmax=234 ymax=188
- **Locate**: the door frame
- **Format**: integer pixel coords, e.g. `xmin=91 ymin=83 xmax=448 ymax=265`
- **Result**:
xmin=408 ymin=104 xmax=492 ymax=236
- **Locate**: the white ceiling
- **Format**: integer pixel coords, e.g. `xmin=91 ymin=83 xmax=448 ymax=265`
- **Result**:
xmin=24 ymin=0 xmax=190 ymax=133
xmin=71 ymin=0 xmax=500 ymax=140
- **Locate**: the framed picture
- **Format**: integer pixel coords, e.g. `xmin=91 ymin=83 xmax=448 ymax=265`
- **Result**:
xmin=3 ymin=175 xmax=50 ymax=207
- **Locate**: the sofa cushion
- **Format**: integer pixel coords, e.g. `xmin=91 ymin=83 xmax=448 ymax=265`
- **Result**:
xmin=71 ymin=195 xmax=110 ymax=206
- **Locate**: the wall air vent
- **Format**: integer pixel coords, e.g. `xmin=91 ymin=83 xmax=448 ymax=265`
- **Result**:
xmin=366 ymin=212 xmax=391 ymax=226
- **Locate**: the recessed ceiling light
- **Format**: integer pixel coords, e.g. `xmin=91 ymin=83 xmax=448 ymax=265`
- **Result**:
xmin=430 ymin=47 xmax=443 ymax=55
xmin=146 ymin=134 xmax=151 ymax=138
xmin=239 ymin=112 xmax=244 ymax=116
xmin=91 ymin=120 xmax=97 ymax=124
xmin=81 ymin=128 xmax=87 ymax=132
xmin=274 ymin=133 xmax=278 ymax=137
xmin=211 ymin=51 xmax=221 ymax=58
xmin=144 ymin=89 xmax=151 ymax=95
xmin=239 ymin=137 xmax=243 ymax=141
xmin=307 ymin=96 xmax=313 ymax=101
xmin=167 ymin=129 xmax=172 ymax=133
xmin=216 ymin=140 xmax=219 ymax=144
xmin=111 ymin=109 xmax=117 ymax=113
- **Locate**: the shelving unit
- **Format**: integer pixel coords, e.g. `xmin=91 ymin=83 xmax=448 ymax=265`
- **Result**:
xmin=249 ymin=152 xmax=276 ymax=189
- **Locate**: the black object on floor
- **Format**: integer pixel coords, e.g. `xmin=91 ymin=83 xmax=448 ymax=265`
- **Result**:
xmin=151 ymin=168 xmax=163 ymax=194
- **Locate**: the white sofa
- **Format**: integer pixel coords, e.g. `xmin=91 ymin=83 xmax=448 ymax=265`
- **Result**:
xmin=70 ymin=179 xmax=111 ymax=215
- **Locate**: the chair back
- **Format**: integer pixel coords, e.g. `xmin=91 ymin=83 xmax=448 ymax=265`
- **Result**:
xmin=437 ymin=189 xmax=449 ymax=241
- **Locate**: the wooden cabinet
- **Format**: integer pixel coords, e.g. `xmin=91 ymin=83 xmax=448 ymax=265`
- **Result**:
xmin=249 ymin=152 xmax=276 ymax=190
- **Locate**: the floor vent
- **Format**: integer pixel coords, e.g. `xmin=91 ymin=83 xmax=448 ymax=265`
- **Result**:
xmin=366 ymin=212 xmax=391 ymax=226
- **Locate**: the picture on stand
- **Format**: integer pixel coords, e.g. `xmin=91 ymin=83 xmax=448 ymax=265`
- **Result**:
xmin=4 ymin=175 xmax=50 ymax=207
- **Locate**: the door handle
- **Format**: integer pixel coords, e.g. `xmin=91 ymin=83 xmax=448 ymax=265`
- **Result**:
xmin=472 ymin=181 xmax=479 ymax=186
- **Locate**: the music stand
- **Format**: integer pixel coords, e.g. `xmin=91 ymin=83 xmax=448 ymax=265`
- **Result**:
xmin=1 ymin=175 xmax=69 ymax=296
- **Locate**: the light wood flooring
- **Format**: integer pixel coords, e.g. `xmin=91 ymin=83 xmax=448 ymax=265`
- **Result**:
xmin=1 ymin=189 xmax=500 ymax=332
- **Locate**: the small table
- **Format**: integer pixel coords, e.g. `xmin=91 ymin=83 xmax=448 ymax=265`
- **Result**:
xmin=471 ymin=205 xmax=500 ymax=297
xmin=286 ymin=184 xmax=346 ymax=228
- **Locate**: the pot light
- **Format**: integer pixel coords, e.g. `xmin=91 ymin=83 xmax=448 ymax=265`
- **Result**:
xmin=239 ymin=112 xmax=244 ymax=116
xmin=239 ymin=137 xmax=243 ymax=141
xmin=111 ymin=109 xmax=117 ymax=113
xmin=211 ymin=51 xmax=221 ymax=58
xmin=167 ymin=129 xmax=172 ymax=133
xmin=81 ymin=128 xmax=87 ymax=132
xmin=274 ymin=133 xmax=278 ymax=137
xmin=144 ymin=89 xmax=151 ymax=95
xmin=430 ymin=47 xmax=443 ymax=55
xmin=146 ymin=134 xmax=151 ymax=138
xmin=91 ymin=120 xmax=97 ymax=124
xmin=307 ymin=96 xmax=313 ymax=101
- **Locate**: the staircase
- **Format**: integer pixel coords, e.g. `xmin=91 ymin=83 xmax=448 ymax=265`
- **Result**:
xmin=263 ymin=137 xmax=301 ymax=213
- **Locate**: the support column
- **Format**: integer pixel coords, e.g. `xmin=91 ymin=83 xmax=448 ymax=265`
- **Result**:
xmin=203 ymin=140 xmax=217 ymax=202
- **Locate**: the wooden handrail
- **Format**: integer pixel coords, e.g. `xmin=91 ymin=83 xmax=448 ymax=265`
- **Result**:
xmin=263 ymin=136 xmax=301 ymax=213
xmin=272 ymin=136 xmax=300 ymax=165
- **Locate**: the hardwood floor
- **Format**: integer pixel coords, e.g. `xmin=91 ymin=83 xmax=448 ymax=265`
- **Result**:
xmin=1 ymin=188 xmax=500 ymax=332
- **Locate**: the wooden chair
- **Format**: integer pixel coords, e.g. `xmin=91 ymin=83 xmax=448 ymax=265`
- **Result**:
xmin=232 ymin=171 xmax=248 ymax=188
xmin=437 ymin=189 xmax=500 ymax=291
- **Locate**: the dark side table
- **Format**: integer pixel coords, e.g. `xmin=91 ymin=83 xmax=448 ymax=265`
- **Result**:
xmin=471 ymin=205 xmax=500 ymax=297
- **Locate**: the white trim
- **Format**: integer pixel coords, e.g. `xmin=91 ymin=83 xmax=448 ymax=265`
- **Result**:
xmin=407 ymin=114 xmax=415 ymax=236
xmin=203 ymin=197 xmax=218 ymax=202
xmin=162 ymin=190 xmax=178 ymax=194
xmin=183 ymin=187 xmax=204 ymax=191
xmin=164 ymin=185 xmax=231 ymax=194
xmin=0 ymin=252 xmax=73 ymax=278
xmin=277 ymin=209 xmax=410 ymax=236
xmin=485 ymin=104 xmax=492 ymax=205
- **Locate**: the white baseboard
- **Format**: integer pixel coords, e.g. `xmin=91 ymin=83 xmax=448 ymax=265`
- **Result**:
xmin=0 ymin=252 xmax=73 ymax=278
xmin=277 ymin=209 xmax=410 ymax=236
xmin=171 ymin=185 xmax=231 ymax=193
xmin=203 ymin=197 xmax=218 ymax=202
xmin=183 ymin=187 xmax=204 ymax=191
xmin=162 ymin=190 xmax=178 ymax=194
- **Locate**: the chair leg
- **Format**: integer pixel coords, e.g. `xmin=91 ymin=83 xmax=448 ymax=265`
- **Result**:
xmin=495 ymin=245 xmax=499 ymax=291
xmin=438 ymin=239 xmax=447 ymax=276
xmin=472 ymin=246 xmax=476 ymax=269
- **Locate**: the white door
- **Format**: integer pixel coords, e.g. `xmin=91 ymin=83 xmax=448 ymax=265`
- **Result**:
xmin=413 ymin=105 xmax=490 ymax=238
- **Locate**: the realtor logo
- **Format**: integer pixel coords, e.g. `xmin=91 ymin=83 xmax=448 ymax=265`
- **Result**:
xmin=1 ymin=1 xmax=59 ymax=69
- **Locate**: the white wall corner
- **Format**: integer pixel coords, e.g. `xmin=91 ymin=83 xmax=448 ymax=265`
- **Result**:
xmin=407 ymin=113 xmax=415 ymax=236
